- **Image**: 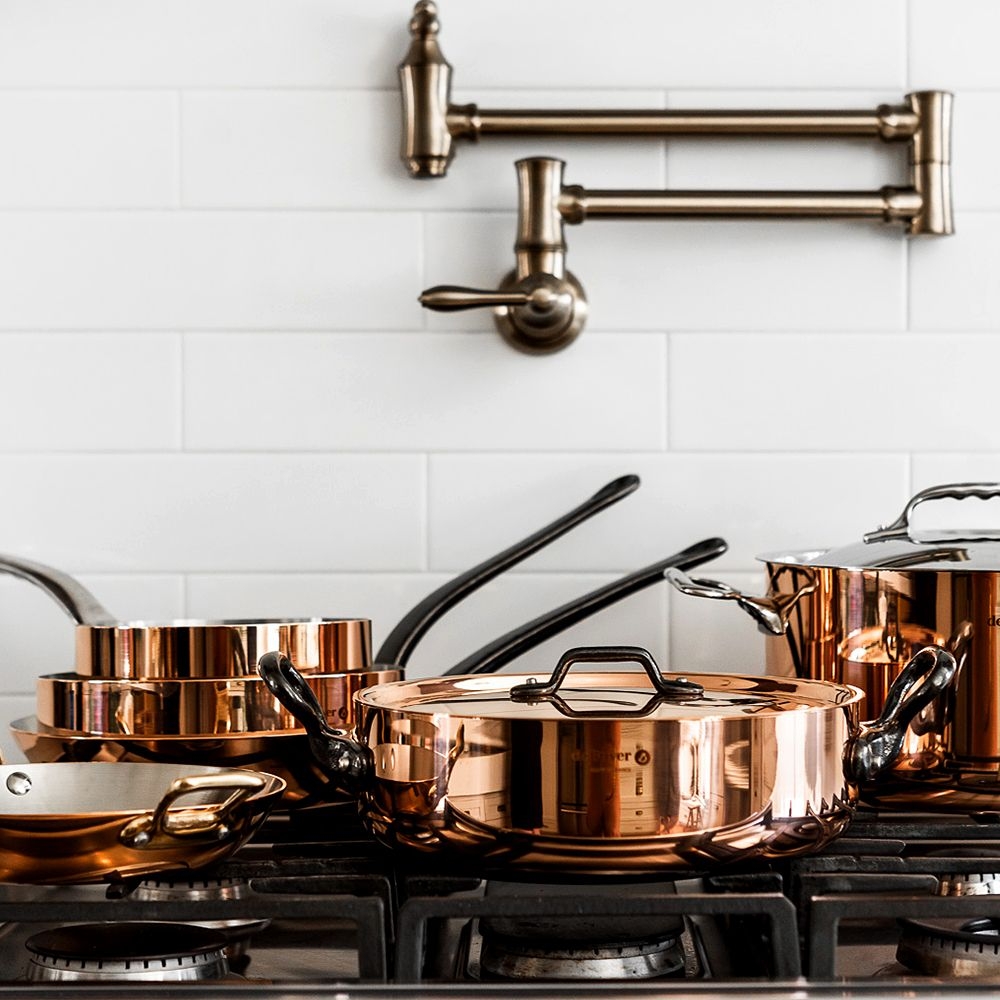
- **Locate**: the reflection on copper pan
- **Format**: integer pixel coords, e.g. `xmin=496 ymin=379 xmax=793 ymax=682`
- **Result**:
xmin=9 ymin=717 xmax=336 ymax=808
xmin=36 ymin=669 xmax=401 ymax=737
xmin=75 ymin=618 xmax=372 ymax=679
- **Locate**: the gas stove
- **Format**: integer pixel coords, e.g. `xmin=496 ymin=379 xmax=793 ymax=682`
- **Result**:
xmin=0 ymin=807 xmax=997 ymax=996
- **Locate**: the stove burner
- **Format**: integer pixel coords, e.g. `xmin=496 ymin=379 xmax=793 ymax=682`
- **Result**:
xmin=25 ymin=922 xmax=230 ymax=982
xmin=897 ymin=918 xmax=1000 ymax=977
xmin=479 ymin=934 xmax=686 ymax=981
xmin=135 ymin=875 xmax=271 ymax=975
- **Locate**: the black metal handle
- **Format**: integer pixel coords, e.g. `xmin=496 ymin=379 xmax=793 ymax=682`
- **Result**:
xmin=845 ymin=646 xmax=958 ymax=783
xmin=447 ymin=536 xmax=727 ymax=675
xmin=509 ymin=645 xmax=704 ymax=713
xmin=376 ymin=474 xmax=640 ymax=667
xmin=257 ymin=651 xmax=372 ymax=792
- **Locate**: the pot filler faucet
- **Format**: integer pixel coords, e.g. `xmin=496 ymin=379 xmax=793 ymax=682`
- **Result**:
xmin=402 ymin=2 xmax=954 ymax=353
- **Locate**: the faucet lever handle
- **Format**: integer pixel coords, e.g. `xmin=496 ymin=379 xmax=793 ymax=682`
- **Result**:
xmin=420 ymin=284 xmax=558 ymax=312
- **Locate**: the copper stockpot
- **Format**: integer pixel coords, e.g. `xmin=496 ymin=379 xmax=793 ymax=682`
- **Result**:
xmin=0 ymin=762 xmax=284 ymax=884
xmin=667 ymin=482 xmax=1000 ymax=811
xmin=258 ymin=644 xmax=955 ymax=872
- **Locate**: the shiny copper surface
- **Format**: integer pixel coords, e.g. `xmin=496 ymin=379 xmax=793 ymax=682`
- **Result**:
xmin=75 ymin=618 xmax=372 ymax=679
xmin=0 ymin=763 xmax=284 ymax=884
xmin=36 ymin=669 xmax=400 ymax=737
xmin=349 ymin=671 xmax=863 ymax=871
xmin=10 ymin=717 xmax=337 ymax=808
xmin=759 ymin=561 xmax=1000 ymax=810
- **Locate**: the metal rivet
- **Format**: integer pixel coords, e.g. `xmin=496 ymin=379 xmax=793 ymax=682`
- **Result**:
xmin=5 ymin=772 xmax=31 ymax=795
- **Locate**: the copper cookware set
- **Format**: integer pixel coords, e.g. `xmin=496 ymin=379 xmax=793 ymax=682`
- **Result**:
xmin=6 ymin=477 xmax=1000 ymax=880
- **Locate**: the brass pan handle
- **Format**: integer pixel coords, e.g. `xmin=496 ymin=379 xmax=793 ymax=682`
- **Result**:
xmin=845 ymin=645 xmax=958 ymax=783
xmin=509 ymin=645 xmax=704 ymax=716
xmin=119 ymin=771 xmax=266 ymax=850
xmin=865 ymin=482 xmax=1000 ymax=543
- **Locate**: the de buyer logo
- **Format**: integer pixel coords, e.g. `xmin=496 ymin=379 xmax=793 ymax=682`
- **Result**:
xmin=569 ymin=747 xmax=652 ymax=765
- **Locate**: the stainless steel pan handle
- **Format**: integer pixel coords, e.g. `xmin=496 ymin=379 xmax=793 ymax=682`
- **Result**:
xmin=0 ymin=554 xmax=116 ymax=625
xmin=665 ymin=566 xmax=816 ymax=636
xmin=845 ymin=645 xmax=958 ymax=783
xmin=864 ymin=482 xmax=1000 ymax=543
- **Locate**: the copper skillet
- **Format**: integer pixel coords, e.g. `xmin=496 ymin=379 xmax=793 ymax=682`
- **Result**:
xmin=260 ymin=644 xmax=957 ymax=872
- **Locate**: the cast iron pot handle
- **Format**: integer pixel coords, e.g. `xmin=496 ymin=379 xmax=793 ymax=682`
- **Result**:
xmin=665 ymin=566 xmax=816 ymax=636
xmin=509 ymin=645 xmax=704 ymax=718
xmin=257 ymin=651 xmax=373 ymax=793
xmin=845 ymin=645 xmax=958 ymax=783
xmin=865 ymin=482 xmax=1000 ymax=544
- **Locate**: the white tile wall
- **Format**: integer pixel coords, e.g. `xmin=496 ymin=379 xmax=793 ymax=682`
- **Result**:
xmin=0 ymin=0 xmax=990 ymax=763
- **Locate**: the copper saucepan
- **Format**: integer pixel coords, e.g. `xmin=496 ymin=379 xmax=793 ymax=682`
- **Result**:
xmin=666 ymin=482 xmax=1000 ymax=811
xmin=259 ymin=644 xmax=956 ymax=871
xmin=0 ymin=762 xmax=284 ymax=884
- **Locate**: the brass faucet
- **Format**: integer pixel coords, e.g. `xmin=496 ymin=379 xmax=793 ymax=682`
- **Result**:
xmin=405 ymin=3 xmax=953 ymax=352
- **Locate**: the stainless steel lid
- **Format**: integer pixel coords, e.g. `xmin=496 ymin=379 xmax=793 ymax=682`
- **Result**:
xmin=761 ymin=483 xmax=1000 ymax=572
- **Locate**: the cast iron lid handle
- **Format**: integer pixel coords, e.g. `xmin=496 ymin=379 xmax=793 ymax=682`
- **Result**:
xmin=865 ymin=482 xmax=1000 ymax=544
xmin=376 ymin=474 xmax=640 ymax=668
xmin=257 ymin=651 xmax=372 ymax=792
xmin=845 ymin=645 xmax=958 ymax=783
xmin=509 ymin=645 xmax=704 ymax=718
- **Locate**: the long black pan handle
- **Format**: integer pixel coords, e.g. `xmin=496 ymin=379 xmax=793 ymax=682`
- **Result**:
xmin=445 ymin=536 xmax=729 ymax=675
xmin=0 ymin=553 xmax=116 ymax=625
xmin=376 ymin=474 xmax=640 ymax=668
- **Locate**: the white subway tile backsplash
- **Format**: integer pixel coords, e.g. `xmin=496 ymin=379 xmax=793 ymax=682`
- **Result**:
xmin=664 ymin=91 xmax=909 ymax=192
xmin=0 ymin=0 xmax=401 ymax=87
xmin=910 ymin=213 xmax=1000 ymax=330
xmin=427 ymin=455 xmax=908 ymax=573
xmin=182 ymin=90 xmax=666 ymax=211
xmin=910 ymin=1 xmax=1000 ymax=89
xmin=185 ymin=333 xmax=666 ymax=452
xmin=0 ymin=213 xmax=421 ymax=330
xmin=952 ymin=93 xmax=998 ymax=211
xmin=0 ymin=456 xmax=424 ymax=572
xmin=0 ymin=93 xmax=176 ymax=208
xmin=0 ymin=334 xmax=180 ymax=451
xmin=670 ymin=333 xmax=1000 ymax=452
xmin=445 ymin=1 xmax=905 ymax=89
xmin=425 ymin=213 xmax=907 ymax=332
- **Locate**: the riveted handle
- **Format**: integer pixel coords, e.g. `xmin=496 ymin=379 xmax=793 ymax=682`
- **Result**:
xmin=865 ymin=483 xmax=1000 ymax=543
xmin=509 ymin=645 xmax=704 ymax=714
xmin=120 ymin=771 xmax=266 ymax=849
xmin=845 ymin=646 xmax=958 ymax=783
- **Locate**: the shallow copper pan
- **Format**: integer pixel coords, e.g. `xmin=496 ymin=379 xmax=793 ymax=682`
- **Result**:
xmin=36 ymin=669 xmax=401 ymax=737
xmin=10 ymin=718 xmax=328 ymax=808
xmin=0 ymin=762 xmax=284 ymax=884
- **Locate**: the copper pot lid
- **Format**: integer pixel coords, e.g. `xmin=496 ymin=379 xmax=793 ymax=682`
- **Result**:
xmin=762 ymin=483 xmax=1000 ymax=573
xmin=357 ymin=647 xmax=861 ymax=722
